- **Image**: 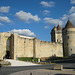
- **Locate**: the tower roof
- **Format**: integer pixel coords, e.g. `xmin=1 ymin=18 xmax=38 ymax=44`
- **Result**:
xmin=65 ymin=20 xmax=75 ymax=29
xmin=53 ymin=26 xmax=56 ymax=29
xmin=57 ymin=25 xmax=62 ymax=30
xmin=51 ymin=26 xmax=57 ymax=31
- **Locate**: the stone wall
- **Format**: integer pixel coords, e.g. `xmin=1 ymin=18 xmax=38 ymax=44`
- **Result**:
xmin=13 ymin=33 xmax=34 ymax=59
xmin=34 ymin=39 xmax=63 ymax=58
xmin=0 ymin=32 xmax=11 ymax=59
xmin=0 ymin=32 xmax=63 ymax=60
xmin=13 ymin=35 xmax=63 ymax=59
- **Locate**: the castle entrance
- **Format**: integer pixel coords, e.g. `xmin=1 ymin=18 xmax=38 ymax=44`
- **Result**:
xmin=5 ymin=38 xmax=10 ymax=59
xmin=10 ymin=34 xmax=14 ymax=59
xmin=6 ymin=51 xmax=10 ymax=59
xmin=5 ymin=34 xmax=14 ymax=59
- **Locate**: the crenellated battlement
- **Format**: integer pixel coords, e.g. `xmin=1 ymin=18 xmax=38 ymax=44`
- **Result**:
xmin=40 ymin=40 xmax=61 ymax=45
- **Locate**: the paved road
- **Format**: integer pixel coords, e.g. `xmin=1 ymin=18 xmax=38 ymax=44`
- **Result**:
xmin=0 ymin=63 xmax=75 ymax=75
xmin=0 ymin=64 xmax=53 ymax=75
xmin=57 ymin=63 xmax=75 ymax=69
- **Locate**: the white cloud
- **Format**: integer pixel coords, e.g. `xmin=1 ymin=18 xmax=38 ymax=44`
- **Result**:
xmin=68 ymin=7 xmax=75 ymax=25
xmin=0 ymin=16 xmax=11 ymax=23
xmin=40 ymin=1 xmax=55 ymax=7
xmin=44 ymin=6 xmax=75 ymax=28
xmin=44 ymin=18 xmax=63 ymax=26
xmin=69 ymin=6 xmax=75 ymax=13
xmin=0 ymin=6 xmax=10 ymax=13
xmin=15 ymin=10 xmax=41 ymax=23
xmin=0 ymin=23 xmax=3 ymax=25
xmin=61 ymin=13 xmax=75 ymax=26
xmin=61 ymin=14 xmax=69 ymax=20
xmin=9 ymin=29 xmax=36 ymax=37
xmin=44 ymin=25 xmax=50 ymax=29
xmin=43 ymin=10 xmax=50 ymax=15
xmin=70 ymin=0 xmax=75 ymax=4
xmin=69 ymin=13 xmax=75 ymax=25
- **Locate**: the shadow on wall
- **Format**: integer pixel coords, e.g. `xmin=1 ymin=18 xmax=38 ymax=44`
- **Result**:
xmin=70 ymin=54 xmax=75 ymax=57
xmin=41 ymin=54 xmax=56 ymax=61
xmin=45 ymin=55 xmax=57 ymax=61
xmin=3 ymin=51 xmax=10 ymax=59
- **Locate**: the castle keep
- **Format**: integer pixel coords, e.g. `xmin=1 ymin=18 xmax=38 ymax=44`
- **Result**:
xmin=51 ymin=20 xmax=75 ymax=57
xmin=0 ymin=20 xmax=75 ymax=60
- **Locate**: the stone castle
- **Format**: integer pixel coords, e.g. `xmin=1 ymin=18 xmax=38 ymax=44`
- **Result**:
xmin=0 ymin=20 xmax=75 ymax=60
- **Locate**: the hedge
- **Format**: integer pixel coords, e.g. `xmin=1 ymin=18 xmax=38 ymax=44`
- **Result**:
xmin=18 ymin=57 xmax=40 ymax=62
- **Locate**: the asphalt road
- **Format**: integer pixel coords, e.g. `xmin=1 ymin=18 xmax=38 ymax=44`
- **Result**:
xmin=57 ymin=63 xmax=75 ymax=69
xmin=0 ymin=63 xmax=75 ymax=75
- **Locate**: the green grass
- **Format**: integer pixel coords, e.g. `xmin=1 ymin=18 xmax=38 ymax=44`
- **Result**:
xmin=18 ymin=57 xmax=40 ymax=62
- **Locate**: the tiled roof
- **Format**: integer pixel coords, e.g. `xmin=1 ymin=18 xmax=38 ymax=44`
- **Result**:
xmin=57 ymin=25 xmax=62 ymax=30
xmin=51 ymin=26 xmax=57 ymax=31
xmin=65 ymin=20 xmax=75 ymax=29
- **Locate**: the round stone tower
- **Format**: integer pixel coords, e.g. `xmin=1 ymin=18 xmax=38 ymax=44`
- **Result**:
xmin=62 ymin=20 xmax=75 ymax=57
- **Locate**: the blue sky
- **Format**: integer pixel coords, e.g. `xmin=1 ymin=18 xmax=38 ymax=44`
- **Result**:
xmin=0 ymin=0 xmax=75 ymax=41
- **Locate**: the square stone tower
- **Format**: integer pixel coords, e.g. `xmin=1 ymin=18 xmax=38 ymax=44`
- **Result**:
xmin=51 ymin=25 xmax=63 ymax=43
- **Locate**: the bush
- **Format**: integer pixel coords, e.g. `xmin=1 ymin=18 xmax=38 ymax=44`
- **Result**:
xmin=46 ymin=57 xmax=70 ymax=61
xmin=18 ymin=57 xmax=40 ymax=62
xmin=46 ymin=56 xmax=75 ymax=63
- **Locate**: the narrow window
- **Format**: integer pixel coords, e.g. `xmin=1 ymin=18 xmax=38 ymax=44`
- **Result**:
xmin=66 ymin=30 xmax=67 ymax=32
xmin=67 ymin=43 xmax=68 ymax=46
xmin=67 ymin=36 xmax=69 ymax=39
xmin=57 ymin=39 xmax=58 ymax=42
